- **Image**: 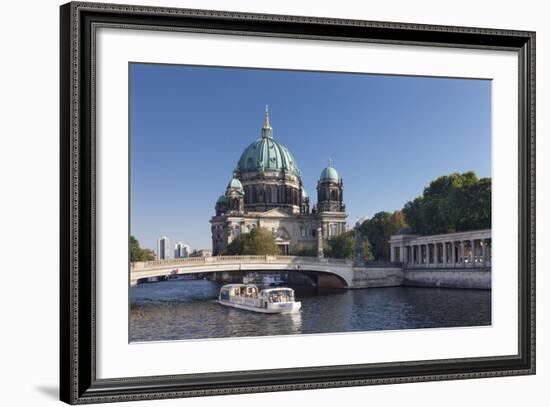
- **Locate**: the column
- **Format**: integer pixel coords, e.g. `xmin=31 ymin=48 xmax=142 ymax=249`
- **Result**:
xmin=425 ymin=244 xmax=429 ymax=265
xmin=400 ymin=244 xmax=405 ymax=262
xmin=442 ymin=242 xmax=447 ymax=267
xmin=415 ymin=245 xmax=420 ymax=266
xmin=481 ymin=239 xmax=487 ymax=267
xmin=460 ymin=241 xmax=465 ymax=267
xmin=390 ymin=245 xmax=396 ymax=262
xmin=317 ymin=227 xmax=324 ymax=258
xmin=426 ymin=244 xmax=430 ymax=265
xmin=470 ymin=239 xmax=475 ymax=266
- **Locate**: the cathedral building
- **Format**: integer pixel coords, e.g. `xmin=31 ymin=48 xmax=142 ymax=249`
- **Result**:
xmin=210 ymin=107 xmax=348 ymax=255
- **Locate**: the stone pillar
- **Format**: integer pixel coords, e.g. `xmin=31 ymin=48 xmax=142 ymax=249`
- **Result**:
xmin=452 ymin=241 xmax=457 ymax=267
xmin=390 ymin=245 xmax=396 ymax=262
xmin=470 ymin=239 xmax=475 ymax=266
xmin=481 ymin=239 xmax=487 ymax=267
xmin=442 ymin=242 xmax=447 ymax=267
xmin=420 ymin=244 xmax=429 ymax=266
xmin=399 ymin=244 xmax=405 ymax=262
xmin=353 ymin=222 xmax=365 ymax=267
xmin=460 ymin=241 xmax=465 ymax=267
xmin=433 ymin=243 xmax=438 ymax=267
xmin=317 ymin=227 xmax=324 ymax=258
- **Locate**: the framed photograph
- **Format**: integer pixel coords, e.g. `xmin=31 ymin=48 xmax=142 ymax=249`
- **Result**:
xmin=60 ymin=1 xmax=535 ymax=404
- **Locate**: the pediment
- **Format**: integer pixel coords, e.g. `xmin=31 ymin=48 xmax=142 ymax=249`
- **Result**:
xmin=257 ymin=208 xmax=293 ymax=218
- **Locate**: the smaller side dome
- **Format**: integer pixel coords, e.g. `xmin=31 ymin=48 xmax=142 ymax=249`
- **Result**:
xmin=216 ymin=194 xmax=227 ymax=204
xmin=320 ymin=166 xmax=339 ymax=182
xmin=227 ymin=178 xmax=243 ymax=191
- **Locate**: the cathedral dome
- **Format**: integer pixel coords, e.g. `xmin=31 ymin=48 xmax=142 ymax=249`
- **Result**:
xmin=216 ymin=194 xmax=227 ymax=204
xmin=320 ymin=164 xmax=339 ymax=182
xmin=236 ymin=107 xmax=301 ymax=177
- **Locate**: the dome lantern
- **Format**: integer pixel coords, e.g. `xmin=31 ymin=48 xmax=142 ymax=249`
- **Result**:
xmin=261 ymin=104 xmax=273 ymax=139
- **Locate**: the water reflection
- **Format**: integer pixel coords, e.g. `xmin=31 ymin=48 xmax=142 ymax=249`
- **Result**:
xmin=130 ymin=280 xmax=491 ymax=342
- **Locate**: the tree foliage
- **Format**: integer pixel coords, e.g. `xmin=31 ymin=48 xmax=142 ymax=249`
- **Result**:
xmin=324 ymin=230 xmax=374 ymax=262
xmin=130 ymin=235 xmax=155 ymax=262
xmin=223 ymin=227 xmax=279 ymax=256
xmin=360 ymin=211 xmax=407 ymax=261
xmin=402 ymin=172 xmax=491 ymax=235
xmin=290 ymin=244 xmax=318 ymax=257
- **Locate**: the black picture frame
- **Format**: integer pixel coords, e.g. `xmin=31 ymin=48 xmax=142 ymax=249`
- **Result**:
xmin=60 ymin=2 xmax=536 ymax=404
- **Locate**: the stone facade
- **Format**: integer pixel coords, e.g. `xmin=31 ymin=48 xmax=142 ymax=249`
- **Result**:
xmin=210 ymin=108 xmax=347 ymax=255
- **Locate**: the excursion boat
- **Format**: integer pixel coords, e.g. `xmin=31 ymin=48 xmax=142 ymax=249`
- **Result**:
xmin=218 ymin=284 xmax=301 ymax=314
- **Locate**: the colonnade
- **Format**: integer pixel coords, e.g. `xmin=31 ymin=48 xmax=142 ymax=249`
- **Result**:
xmin=389 ymin=229 xmax=491 ymax=269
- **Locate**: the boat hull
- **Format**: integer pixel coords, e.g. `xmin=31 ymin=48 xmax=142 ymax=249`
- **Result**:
xmin=218 ymin=300 xmax=301 ymax=314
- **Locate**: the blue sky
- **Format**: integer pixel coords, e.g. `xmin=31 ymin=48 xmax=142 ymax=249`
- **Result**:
xmin=130 ymin=63 xmax=491 ymax=251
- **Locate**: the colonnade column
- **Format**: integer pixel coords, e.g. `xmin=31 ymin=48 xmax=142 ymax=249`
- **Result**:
xmin=481 ymin=239 xmax=487 ymax=267
xmin=470 ymin=239 xmax=475 ymax=266
xmin=460 ymin=241 xmax=465 ymax=267
xmin=442 ymin=242 xmax=447 ymax=267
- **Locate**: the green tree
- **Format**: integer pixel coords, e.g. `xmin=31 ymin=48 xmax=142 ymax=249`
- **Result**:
xmin=243 ymin=227 xmax=279 ymax=255
xmin=130 ymin=235 xmax=155 ymax=262
xmin=402 ymin=172 xmax=491 ymax=235
xmin=224 ymin=235 xmax=245 ymax=255
xmin=325 ymin=231 xmax=355 ymax=259
xmin=290 ymin=244 xmax=317 ymax=257
xmin=223 ymin=227 xmax=279 ymax=256
xmin=324 ymin=231 xmax=374 ymax=262
xmin=360 ymin=211 xmax=407 ymax=261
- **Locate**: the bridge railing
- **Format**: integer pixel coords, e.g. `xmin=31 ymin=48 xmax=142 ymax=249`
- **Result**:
xmin=131 ymin=255 xmax=352 ymax=270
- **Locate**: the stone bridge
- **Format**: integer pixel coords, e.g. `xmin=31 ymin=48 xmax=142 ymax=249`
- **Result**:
xmin=130 ymin=255 xmax=403 ymax=289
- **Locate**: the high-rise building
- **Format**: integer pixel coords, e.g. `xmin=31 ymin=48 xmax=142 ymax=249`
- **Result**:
xmin=174 ymin=241 xmax=191 ymax=258
xmin=156 ymin=236 xmax=171 ymax=260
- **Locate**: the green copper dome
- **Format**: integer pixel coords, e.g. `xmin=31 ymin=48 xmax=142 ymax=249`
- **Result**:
xmin=216 ymin=194 xmax=227 ymax=204
xmin=320 ymin=165 xmax=339 ymax=182
xmin=227 ymin=178 xmax=243 ymax=191
xmin=236 ymin=107 xmax=301 ymax=176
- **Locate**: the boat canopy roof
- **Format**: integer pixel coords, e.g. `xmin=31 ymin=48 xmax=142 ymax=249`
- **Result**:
xmin=220 ymin=284 xmax=258 ymax=291
xmin=260 ymin=287 xmax=295 ymax=294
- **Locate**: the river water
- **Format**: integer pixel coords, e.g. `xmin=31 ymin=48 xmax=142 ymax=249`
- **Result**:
xmin=130 ymin=279 xmax=491 ymax=342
